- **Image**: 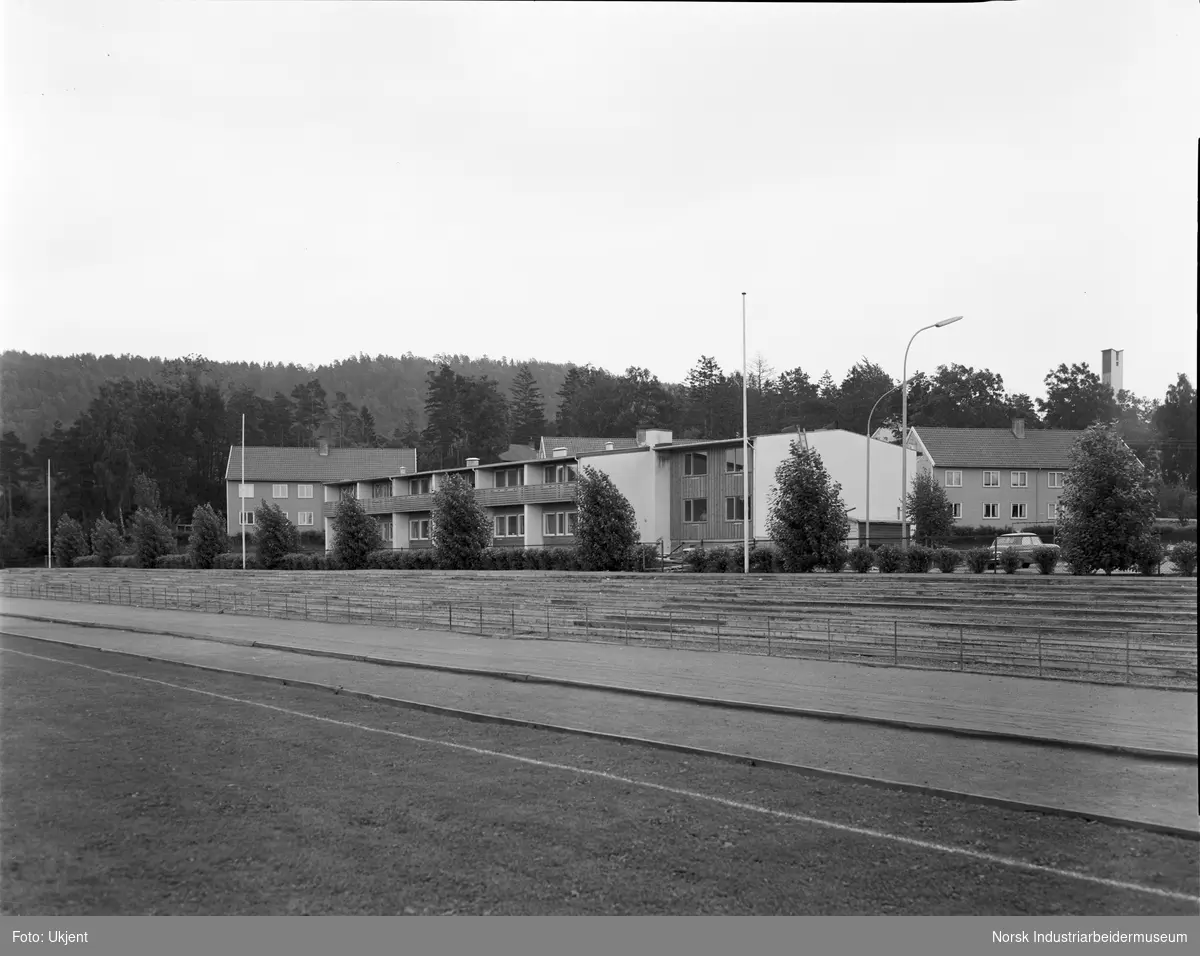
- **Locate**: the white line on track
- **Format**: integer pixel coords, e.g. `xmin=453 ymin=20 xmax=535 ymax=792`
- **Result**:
xmin=4 ymin=644 xmax=1198 ymax=907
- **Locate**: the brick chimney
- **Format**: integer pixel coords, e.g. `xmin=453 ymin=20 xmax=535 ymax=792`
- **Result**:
xmin=1012 ymin=418 xmax=1025 ymax=439
xmin=465 ymin=457 xmax=480 ymax=468
xmin=604 ymin=441 xmax=614 ymax=451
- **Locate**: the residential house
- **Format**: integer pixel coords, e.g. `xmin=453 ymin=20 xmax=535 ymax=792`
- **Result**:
xmin=906 ymin=419 xmax=1086 ymax=528
xmin=225 ymin=442 xmax=417 ymax=537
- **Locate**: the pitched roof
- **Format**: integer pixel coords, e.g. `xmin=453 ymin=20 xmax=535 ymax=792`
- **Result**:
xmin=224 ymin=446 xmax=417 ymax=482
xmin=909 ymin=427 xmax=1086 ymax=469
xmin=537 ymin=436 xmax=640 ymax=458
xmin=499 ymin=443 xmax=538 ymax=462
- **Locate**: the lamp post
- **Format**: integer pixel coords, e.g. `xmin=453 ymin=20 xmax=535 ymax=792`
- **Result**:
xmin=742 ymin=292 xmax=749 ymax=574
xmin=865 ymin=381 xmax=905 ymax=550
xmin=901 ymin=316 xmax=962 ymax=547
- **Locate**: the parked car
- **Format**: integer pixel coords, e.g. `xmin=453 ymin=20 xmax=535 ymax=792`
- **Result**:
xmin=987 ymin=533 xmax=1060 ymax=569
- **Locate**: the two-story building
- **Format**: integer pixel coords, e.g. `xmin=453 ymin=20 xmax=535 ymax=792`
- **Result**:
xmin=225 ymin=442 xmax=417 ymax=537
xmin=906 ymin=419 xmax=1086 ymax=528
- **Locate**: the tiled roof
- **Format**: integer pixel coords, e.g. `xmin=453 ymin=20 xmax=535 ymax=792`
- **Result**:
xmin=910 ymin=427 xmax=1086 ymax=469
xmin=537 ymin=437 xmax=640 ymax=458
xmin=224 ymin=446 xmax=417 ymax=482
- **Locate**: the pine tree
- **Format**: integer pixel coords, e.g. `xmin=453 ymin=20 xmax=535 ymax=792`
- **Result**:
xmin=187 ymin=503 xmax=228 ymax=570
xmin=254 ymin=499 xmax=300 ymax=569
xmin=766 ymin=442 xmax=850 ymax=572
xmin=509 ymin=364 xmax=547 ymax=446
xmin=90 ymin=515 xmax=123 ymax=567
xmin=331 ymin=496 xmax=382 ymax=570
xmin=905 ymin=471 xmax=956 ymax=546
xmin=431 ymin=474 xmax=492 ymax=570
xmin=575 ymin=466 xmax=640 ymax=571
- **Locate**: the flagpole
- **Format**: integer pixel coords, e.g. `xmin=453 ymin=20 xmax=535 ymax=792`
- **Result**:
xmin=241 ymin=414 xmax=246 ymax=570
xmin=742 ymin=293 xmax=749 ymax=574
xmin=47 ymin=460 xmax=52 ymax=569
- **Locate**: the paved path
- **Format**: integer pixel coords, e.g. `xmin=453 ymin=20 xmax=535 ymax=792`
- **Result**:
xmin=1 ymin=597 xmax=1195 ymax=758
xmin=2 ymin=620 xmax=1196 ymax=836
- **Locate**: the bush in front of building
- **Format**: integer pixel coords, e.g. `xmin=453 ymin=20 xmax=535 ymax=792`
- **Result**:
xmin=904 ymin=544 xmax=934 ymax=573
xmin=1057 ymin=423 xmax=1158 ymax=575
xmin=1131 ymin=534 xmax=1166 ymax=576
xmin=187 ymin=503 xmax=228 ymax=570
xmin=213 ymin=552 xmax=262 ymax=570
xmin=766 ymin=441 xmax=850 ymax=573
xmin=110 ymin=554 xmax=140 ymax=568
xmin=71 ymin=554 xmax=104 ymax=568
xmin=874 ymin=544 xmax=904 ymax=573
xmin=575 ymin=466 xmax=641 ymax=572
xmin=254 ymin=499 xmax=300 ymax=570
xmin=905 ymin=472 xmax=955 ymax=547
xmin=847 ymin=546 xmax=875 ymax=573
xmin=154 ymin=553 xmax=196 ymax=569
xmin=823 ymin=545 xmax=850 ymax=572
xmin=279 ymin=552 xmax=319 ymax=570
xmin=430 ymin=474 xmax=492 ymax=571
xmin=1030 ymin=545 xmax=1059 ymax=575
xmin=964 ymin=547 xmax=992 ymax=574
xmin=331 ymin=496 xmax=383 ymax=571
xmin=933 ymin=547 xmax=962 ymax=574
xmin=998 ymin=547 xmax=1022 ymax=574
xmin=704 ymin=548 xmax=729 ymax=573
xmin=1169 ymin=541 xmax=1197 ymax=576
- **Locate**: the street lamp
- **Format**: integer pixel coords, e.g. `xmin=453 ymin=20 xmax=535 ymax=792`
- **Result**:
xmin=865 ymin=380 xmax=907 ymax=549
xmin=901 ymin=316 xmax=962 ymax=548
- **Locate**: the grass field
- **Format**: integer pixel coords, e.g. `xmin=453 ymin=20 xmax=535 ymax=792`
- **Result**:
xmin=2 ymin=635 xmax=1197 ymax=915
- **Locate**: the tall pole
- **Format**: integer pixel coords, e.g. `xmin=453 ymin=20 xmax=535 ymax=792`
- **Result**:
xmin=46 ymin=460 xmax=51 ymax=569
xmin=865 ymin=382 xmax=903 ymax=550
xmin=900 ymin=316 xmax=963 ymax=548
xmin=742 ymin=292 xmax=749 ymax=574
xmin=241 ymin=414 xmax=246 ymax=570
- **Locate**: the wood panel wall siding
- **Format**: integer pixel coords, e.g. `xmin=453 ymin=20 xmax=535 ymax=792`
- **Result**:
xmin=669 ymin=447 xmax=751 ymax=544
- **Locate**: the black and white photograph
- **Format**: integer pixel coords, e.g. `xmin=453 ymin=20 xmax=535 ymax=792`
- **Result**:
xmin=1 ymin=0 xmax=1196 ymax=942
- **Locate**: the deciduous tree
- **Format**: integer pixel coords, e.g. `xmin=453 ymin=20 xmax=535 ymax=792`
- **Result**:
xmin=766 ymin=442 xmax=850 ymax=572
xmin=431 ymin=474 xmax=492 ymax=570
xmin=575 ymin=466 xmax=639 ymax=571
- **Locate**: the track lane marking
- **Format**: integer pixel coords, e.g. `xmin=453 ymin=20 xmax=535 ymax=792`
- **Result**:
xmin=3 ymin=644 xmax=1197 ymax=907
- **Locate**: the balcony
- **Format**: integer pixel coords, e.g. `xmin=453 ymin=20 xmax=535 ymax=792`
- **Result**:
xmin=321 ymin=484 xmax=577 ymax=518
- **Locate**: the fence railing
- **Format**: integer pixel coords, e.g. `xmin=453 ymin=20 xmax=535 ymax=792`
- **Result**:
xmin=2 ymin=579 xmax=1194 ymax=690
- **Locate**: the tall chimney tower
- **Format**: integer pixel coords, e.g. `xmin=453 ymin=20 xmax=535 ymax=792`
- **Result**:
xmin=1101 ymin=348 xmax=1124 ymax=394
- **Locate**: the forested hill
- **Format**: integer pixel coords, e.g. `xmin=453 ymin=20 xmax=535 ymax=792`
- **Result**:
xmin=0 ymin=350 xmax=573 ymax=448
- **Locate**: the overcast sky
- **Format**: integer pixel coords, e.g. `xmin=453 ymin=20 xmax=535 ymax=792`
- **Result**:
xmin=4 ymin=1 xmax=1197 ymax=404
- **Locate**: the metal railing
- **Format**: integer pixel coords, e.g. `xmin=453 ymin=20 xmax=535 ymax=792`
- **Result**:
xmin=2 ymin=578 xmax=1193 ymax=690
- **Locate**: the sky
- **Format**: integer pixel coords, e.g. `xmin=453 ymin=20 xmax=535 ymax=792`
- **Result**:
xmin=3 ymin=0 xmax=1197 ymax=405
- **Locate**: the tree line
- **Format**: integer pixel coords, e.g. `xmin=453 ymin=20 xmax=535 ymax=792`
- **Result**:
xmin=1 ymin=349 xmax=1195 ymax=567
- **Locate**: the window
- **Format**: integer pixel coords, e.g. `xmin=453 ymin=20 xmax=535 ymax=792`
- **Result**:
xmin=298 ymin=484 xmax=313 ymax=499
xmin=237 ymin=483 xmax=254 ymax=498
xmin=379 ymin=519 xmax=393 ymax=541
xmin=983 ymin=472 xmax=999 ymax=487
xmin=684 ymin=498 xmax=708 ymax=523
xmin=409 ymin=519 xmax=430 ymax=541
xmin=409 ymin=477 xmax=430 ymax=495
xmin=239 ymin=510 xmax=255 ymax=526
xmin=1011 ymin=503 xmax=1027 ymax=519
xmin=1011 ymin=471 xmax=1028 ymax=488
xmin=272 ymin=484 xmax=288 ymax=499
xmin=372 ymin=481 xmax=391 ymax=499
xmin=945 ymin=470 xmax=963 ymax=488
xmin=495 ymin=514 xmax=525 ymax=538
xmin=684 ymin=452 xmax=708 ymax=476
xmin=544 ymin=464 xmax=577 ymax=483
xmin=725 ymin=496 xmax=745 ymax=521
xmin=297 ymin=511 xmax=314 ymax=526
xmin=542 ymin=512 xmax=578 ymax=537
xmin=983 ymin=503 xmax=999 ymax=519
xmin=339 ymin=486 xmax=356 ymax=502
xmin=1047 ymin=502 xmax=1058 ymax=520
xmin=1047 ymin=472 xmax=1063 ymax=489
xmin=726 ymin=447 xmax=744 ymax=473
xmin=951 ymin=502 xmax=962 ymax=519
xmin=495 ymin=468 xmax=524 ymax=488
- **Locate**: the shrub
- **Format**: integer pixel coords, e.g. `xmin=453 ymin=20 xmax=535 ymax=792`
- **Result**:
xmin=430 ymin=474 xmax=492 ymax=570
xmin=874 ymin=544 xmax=903 ymax=574
xmin=576 ymin=466 xmax=640 ymax=572
xmin=1169 ymin=541 xmax=1198 ymax=576
xmin=187 ymin=503 xmax=228 ymax=570
xmin=683 ymin=548 xmax=708 ymax=572
xmin=134 ymin=506 xmax=176 ymax=570
xmin=280 ymin=552 xmax=317 ymax=570
xmin=1057 ymin=423 xmax=1157 ymax=576
xmin=964 ymin=547 xmax=991 ymax=574
xmin=750 ymin=546 xmax=776 ymax=573
xmin=626 ymin=543 xmax=660 ymax=572
xmin=154 ymin=553 xmax=195 ymax=569
xmin=365 ymin=549 xmax=405 ymax=570
xmin=111 ymin=554 xmax=140 ymax=568
xmin=53 ymin=514 xmax=89 ymax=568
xmin=331 ymin=496 xmax=382 ymax=571
xmin=548 ymin=546 xmax=581 ymax=571
xmin=823 ymin=544 xmax=850 ymax=573
xmin=932 ymin=547 xmax=962 ymax=574
xmin=847 ymin=546 xmax=875 ymax=573
xmin=1031 ymin=546 xmax=1059 ymax=575
xmin=90 ymin=515 xmax=123 ymax=567
xmin=313 ymin=552 xmax=345 ymax=571
xmin=704 ymin=549 xmax=729 ymax=573
xmin=998 ymin=547 xmax=1022 ymax=574
xmin=213 ymin=552 xmax=261 ymax=570
xmin=254 ymin=499 xmax=300 ymax=570
xmin=766 ymin=442 xmax=850 ymax=572
xmin=1131 ymin=535 xmax=1166 ymax=576
xmin=904 ymin=544 xmax=934 ymax=573
xmin=71 ymin=554 xmax=103 ymax=568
